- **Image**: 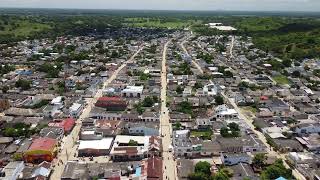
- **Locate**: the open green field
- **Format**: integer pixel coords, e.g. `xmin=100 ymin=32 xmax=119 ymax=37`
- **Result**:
xmin=190 ymin=130 xmax=212 ymax=140
xmin=0 ymin=20 xmax=51 ymax=37
xmin=123 ymin=17 xmax=201 ymax=29
xmin=273 ymin=75 xmax=291 ymax=85
xmin=242 ymin=106 xmax=258 ymax=114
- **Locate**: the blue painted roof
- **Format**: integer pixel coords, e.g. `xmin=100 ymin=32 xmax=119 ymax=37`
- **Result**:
xmin=135 ymin=167 xmax=141 ymax=176
xmin=275 ymin=177 xmax=287 ymax=180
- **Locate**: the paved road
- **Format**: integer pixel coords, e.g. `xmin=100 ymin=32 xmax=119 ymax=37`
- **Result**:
xmin=229 ymin=36 xmax=235 ymax=59
xmin=184 ymin=36 xmax=306 ymax=180
xmin=224 ymin=36 xmax=306 ymax=180
xmin=50 ymin=46 xmax=144 ymax=180
xmin=222 ymin=95 xmax=306 ymax=180
xmin=160 ymin=40 xmax=177 ymax=180
xmin=180 ymin=40 xmax=204 ymax=75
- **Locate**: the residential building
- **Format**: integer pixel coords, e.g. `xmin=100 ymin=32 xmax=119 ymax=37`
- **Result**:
xmin=216 ymin=135 xmax=265 ymax=153
xmin=48 ymin=118 xmax=75 ymax=134
xmin=125 ymin=122 xmax=159 ymax=136
xmin=110 ymin=135 xmax=159 ymax=161
xmin=295 ymin=123 xmax=320 ymax=135
xmin=221 ymin=153 xmax=251 ymax=165
xmin=0 ymin=99 xmax=10 ymax=112
xmin=78 ymin=138 xmax=114 ymax=157
xmin=69 ymin=103 xmax=84 ymax=118
xmin=0 ymin=161 xmax=25 ymax=180
xmin=24 ymin=137 xmax=57 ymax=163
xmin=215 ymin=104 xmax=238 ymax=120
xmin=121 ymin=86 xmax=144 ymax=98
xmin=140 ymin=112 xmax=160 ymax=122
xmin=95 ymin=96 xmax=127 ymax=111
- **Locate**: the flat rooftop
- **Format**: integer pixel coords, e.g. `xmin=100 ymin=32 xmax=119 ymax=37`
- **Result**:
xmin=79 ymin=138 xmax=114 ymax=150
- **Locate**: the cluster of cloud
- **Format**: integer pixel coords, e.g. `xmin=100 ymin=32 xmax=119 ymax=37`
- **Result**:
xmin=0 ymin=0 xmax=319 ymax=11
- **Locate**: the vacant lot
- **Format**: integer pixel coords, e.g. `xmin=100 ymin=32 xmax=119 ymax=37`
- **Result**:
xmin=123 ymin=17 xmax=200 ymax=29
xmin=0 ymin=20 xmax=51 ymax=37
xmin=273 ymin=75 xmax=291 ymax=85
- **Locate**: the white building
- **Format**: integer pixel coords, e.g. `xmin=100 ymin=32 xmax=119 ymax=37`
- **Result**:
xmin=288 ymin=152 xmax=316 ymax=166
xmin=121 ymin=86 xmax=144 ymax=98
xmin=206 ymin=23 xmax=237 ymax=31
xmin=140 ymin=112 xmax=160 ymax=122
xmin=102 ymin=87 xmax=117 ymax=96
xmin=215 ymin=105 xmax=238 ymax=120
xmin=183 ymin=87 xmax=192 ymax=97
xmin=50 ymin=96 xmax=64 ymax=109
xmin=295 ymin=123 xmax=320 ymax=135
xmin=110 ymin=135 xmax=150 ymax=161
xmin=78 ymin=138 xmax=114 ymax=157
xmin=172 ymin=130 xmax=201 ymax=157
xmin=221 ymin=153 xmax=251 ymax=165
xmin=0 ymin=161 xmax=25 ymax=180
xmin=127 ymin=123 xmax=159 ymax=136
xmin=203 ymin=84 xmax=219 ymax=96
xmin=69 ymin=103 xmax=84 ymax=118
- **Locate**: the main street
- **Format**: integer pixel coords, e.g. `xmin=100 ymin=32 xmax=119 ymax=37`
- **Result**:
xmin=50 ymin=45 xmax=144 ymax=180
xmin=160 ymin=40 xmax=177 ymax=180
xmin=182 ymin=37 xmax=306 ymax=180
xmin=225 ymin=36 xmax=306 ymax=180
xmin=180 ymin=40 xmax=204 ymax=74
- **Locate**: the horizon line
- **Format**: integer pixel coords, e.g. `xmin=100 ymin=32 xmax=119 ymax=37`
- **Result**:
xmin=0 ymin=7 xmax=320 ymax=14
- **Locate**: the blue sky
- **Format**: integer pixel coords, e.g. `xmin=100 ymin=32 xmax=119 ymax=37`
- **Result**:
xmin=0 ymin=0 xmax=319 ymax=11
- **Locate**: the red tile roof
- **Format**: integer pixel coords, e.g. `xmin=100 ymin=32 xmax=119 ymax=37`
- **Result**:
xmin=48 ymin=118 xmax=75 ymax=133
xmin=95 ymin=96 xmax=127 ymax=109
xmin=98 ymin=96 xmax=122 ymax=102
xmin=147 ymin=156 xmax=163 ymax=180
xmin=62 ymin=118 xmax=76 ymax=132
xmin=28 ymin=137 xmax=57 ymax=151
xmin=260 ymin=96 xmax=269 ymax=100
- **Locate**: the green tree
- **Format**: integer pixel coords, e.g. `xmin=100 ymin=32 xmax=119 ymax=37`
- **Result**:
xmin=177 ymin=101 xmax=193 ymax=115
xmin=194 ymin=161 xmax=211 ymax=175
xmin=188 ymin=172 xmax=209 ymax=180
xmin=252 ymin=153 xmax=267 ymax=169
xmin=224 ymin=70 xmax=233 ymax=78
xmin=142 ymin=96 xmax=154 ymax=107
xmin=212 ymin=171 xmax=229 ymax=180
xmin=194 ymin=82 xmax=203 ymax=89
xmin=128 ymin=139 xmax=139 ymax=146
xmin=282 ymin=59 xmax=292 ymax=67
xmin=152 ymin=96 xmax=159 ymax=103
xmin=174 ymin=122 xmax=182 ymax=130
xmin=134 ymin=103 xmax=145 ymax=115
xmin=220 ymin=123 xmax=241 ymax=138
xmin=176 ymin=85 xmax=183 ymax=94
xmin=188 ymin=161 xmax=212 ymax=180
xmin=215 ymin=96 xmax=224 ymax=105
xmin=291 ymin=70 xmax=301 ymax=78
xmin=261 ymin=159 xmax=292 ymax=180
xmin=15 ymin=79 xmax=31 ymax=90
xmin=2 ymin=85 xmax=9 ymax=93
xmin=228 ymin=122 xmax=240 ymax=131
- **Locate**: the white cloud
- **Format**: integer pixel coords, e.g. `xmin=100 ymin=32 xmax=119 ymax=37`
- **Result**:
xmin=0 ymin=0 xmax=319 ymax=11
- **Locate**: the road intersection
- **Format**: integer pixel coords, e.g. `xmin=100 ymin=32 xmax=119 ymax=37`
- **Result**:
xmin=160 ymin=40 xmax=178 ymax=180
xmin=50 ymin=46 xmax=144 ymax=180
xmin=181 ymin=36 xmax=306 ymax=180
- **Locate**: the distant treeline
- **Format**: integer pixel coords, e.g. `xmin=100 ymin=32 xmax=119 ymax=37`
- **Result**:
xmin=1 ymin=11 xmax=320 ymax=61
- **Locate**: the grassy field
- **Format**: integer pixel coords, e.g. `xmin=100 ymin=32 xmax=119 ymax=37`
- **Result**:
xmin=0 ymin=20 xmax=51 ymax=37
xmin=235 ymin=17 xmax=285 ymax=32
xmin=123 ymin=17 xmax=201 ymax=29
xmin=190 ymin=130 xmax=212 ymax=140
xmin=273 ymin=75 xmax=291 ymax=85
xmin=242 ymin=106 xmax=258 ymax=114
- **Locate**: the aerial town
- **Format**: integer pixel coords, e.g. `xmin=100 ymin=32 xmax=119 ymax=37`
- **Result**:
xmin=1 ymin=22 xmax=320 ymax=180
